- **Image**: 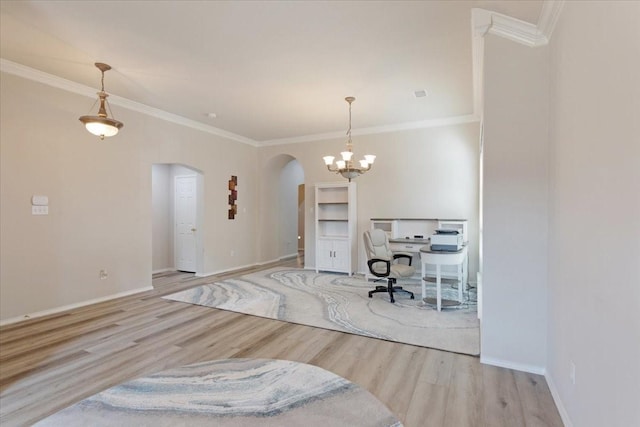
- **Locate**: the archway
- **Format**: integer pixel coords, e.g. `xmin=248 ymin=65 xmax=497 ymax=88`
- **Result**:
xmin=258 ymin=154 xmax=305 ymax=264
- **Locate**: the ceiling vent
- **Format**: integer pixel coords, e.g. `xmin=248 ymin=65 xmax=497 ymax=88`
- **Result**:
xmin=413 ymin=89 xmax=428 ymax=98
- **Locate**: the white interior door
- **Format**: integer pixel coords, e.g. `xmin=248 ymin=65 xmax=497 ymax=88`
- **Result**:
xmin=175 ymin=175 xmax=197 ymax=272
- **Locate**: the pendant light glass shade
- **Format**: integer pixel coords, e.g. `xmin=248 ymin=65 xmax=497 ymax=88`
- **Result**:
xmin=83 ymin=117 xmax=121 ymax=138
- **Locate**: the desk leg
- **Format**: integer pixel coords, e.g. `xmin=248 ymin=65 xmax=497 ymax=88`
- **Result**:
xmin=421 ymin=260 xmax=426 ymax=300
xmin=464 ymin=250 xmax=468 ymax=296
xmin=436 ymin=264 xmax=441 ymax=312
xmin=458 ymin=263 xmax=463 ymax=303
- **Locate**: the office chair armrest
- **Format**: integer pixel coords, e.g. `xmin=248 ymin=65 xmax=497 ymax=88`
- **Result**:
xmin=393 ymin=253 xmax=413 ymax=266
xmin=367 ymin=258 xmax=391 ymax=278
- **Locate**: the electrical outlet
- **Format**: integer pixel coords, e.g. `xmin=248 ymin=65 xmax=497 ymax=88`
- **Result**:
xmin=32 ymin=205 xmax=48 ymax=215
xmin=230 ymin=250 xmax=235 ymax=257
xmin=99 ymin=269 xmax=108 ymax=280
xmin=569 ymin=361 xmax=576 ymax=385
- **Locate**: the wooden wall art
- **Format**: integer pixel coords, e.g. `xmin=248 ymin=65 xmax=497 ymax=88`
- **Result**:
xmin=228 ymin=175 xmax=238 ymax=219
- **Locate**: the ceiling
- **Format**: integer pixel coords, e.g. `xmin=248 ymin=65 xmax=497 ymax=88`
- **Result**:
xmin=0 ymin=1 xmax=543 ymax=144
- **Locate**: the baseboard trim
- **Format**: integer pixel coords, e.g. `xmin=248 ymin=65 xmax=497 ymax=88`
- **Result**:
xmin=152 ymin=268 xmax=174 ymax=274
xmin=195 ymin=262 xmax=257 ymax=278
xmin=195 ymin=255 xmax=301 ymax=278
xmin=0 ymin=286 xmax=154 ymax=327
xmin=545 ymin=371 xmax=574 ymax=427
xmin=480 ymin=356 xmax=546 ymax=375
xmin=482 ymin=357 xmax=572 ymax=425
xmin=194 ymin=260 xmax=279 ymax=277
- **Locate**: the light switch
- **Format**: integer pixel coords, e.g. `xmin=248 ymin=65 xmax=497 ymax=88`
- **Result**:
xmin=31 ymin=195 xmax=49 ymax=206
xmin=32 ymin=206 xmax=48 ymax=215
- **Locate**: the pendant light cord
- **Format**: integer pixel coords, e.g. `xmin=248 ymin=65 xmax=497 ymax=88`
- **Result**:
xmin=346 ymin=99 xmax=353 ymax=152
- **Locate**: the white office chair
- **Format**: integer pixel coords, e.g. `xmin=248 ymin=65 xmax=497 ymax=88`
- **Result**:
xmin=363 ymin=229 xmax=415 ymax=303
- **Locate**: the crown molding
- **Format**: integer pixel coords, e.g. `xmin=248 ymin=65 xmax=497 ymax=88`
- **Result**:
xmin=260 ymin=114 xmax=480 ymax=146
xmin=472 ymin=1 xmax=565 ymax=48
xmin=471 ymin=1 xmax=564 ymax=118
xmin=1 ymin=57 xmax=478 ymax=147
xmin=1 ymin=58 xmax=97 ymax=97
xmin=472 ymin=8 xmax=543 ymax=48
xmin=537 ymin=0 xmax=565 ymax=42
xmin=471 ymin=9 xmax=489 ymax=120
xmin=0 ymin=58 xmax=259 ymax=147
xmin=2 ymin=2 xmax=564 ymax=147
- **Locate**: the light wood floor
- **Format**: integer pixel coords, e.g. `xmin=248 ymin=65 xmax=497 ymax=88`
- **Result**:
xmin=0 ymin=258 xmax=563 ymax=426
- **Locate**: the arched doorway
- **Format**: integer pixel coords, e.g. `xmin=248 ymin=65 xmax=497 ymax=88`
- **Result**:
xmin=259 ymin=154 xmax=305 ymax=264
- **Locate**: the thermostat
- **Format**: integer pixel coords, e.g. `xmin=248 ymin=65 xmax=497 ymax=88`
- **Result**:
xmin=31 ymin=195 xmax=49 ymax=206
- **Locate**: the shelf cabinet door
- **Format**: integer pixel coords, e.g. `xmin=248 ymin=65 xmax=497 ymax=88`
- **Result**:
xmin=316 ymin=239 xmax=334 ymax=270
xmin=316 ymin=239 xmax=350 ymax=272
xmin=331 ymin=239 xmax=350 ymax=272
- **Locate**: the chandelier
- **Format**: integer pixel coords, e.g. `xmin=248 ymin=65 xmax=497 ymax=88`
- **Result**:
xmin=323 ymin=96 xmax=375 ymax=181
xmin=79 ymin=62 xmax=123 ymax=140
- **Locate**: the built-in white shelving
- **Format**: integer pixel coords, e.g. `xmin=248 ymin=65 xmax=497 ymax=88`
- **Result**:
xmin=315 ymin=182 xmax=356 ymax=275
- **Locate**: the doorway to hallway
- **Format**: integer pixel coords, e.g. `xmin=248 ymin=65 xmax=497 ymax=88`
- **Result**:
xmin=151 ymin=164 xmax=204 ymax=275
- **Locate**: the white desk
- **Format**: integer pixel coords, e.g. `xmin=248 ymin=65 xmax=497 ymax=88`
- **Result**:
xmin=420 ymin=245 xmax=467 ymax=311
xmin=359 ymin=238 xmax=429 ymax=282
xmin=388 ymin=238 xmax=430 ymax=259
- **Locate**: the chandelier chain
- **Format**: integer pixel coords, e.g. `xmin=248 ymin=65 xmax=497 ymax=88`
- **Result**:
xmin=346 ymin=99 xmax=353 ymax=152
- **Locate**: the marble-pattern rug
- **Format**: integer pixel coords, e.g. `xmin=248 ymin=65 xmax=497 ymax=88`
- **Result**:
xmin=163 ymin=268 xmax=479 ymax=355
xmin=35 ymin=358 xmax=401 ymax=427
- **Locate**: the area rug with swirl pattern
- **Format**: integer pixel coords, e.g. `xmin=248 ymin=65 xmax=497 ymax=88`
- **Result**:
xmin=163 ymin=268 xmax=479 ymax=355
xmin=35 ymin=358 xmax=401 ymax=427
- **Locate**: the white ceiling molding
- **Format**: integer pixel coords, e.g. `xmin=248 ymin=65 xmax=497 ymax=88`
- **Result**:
xmin=489 ymin=12 xmax=545 ymax=47
xmin=471 ymin=9 xmax=489 ymax=121
xmin=1 ymin=56 xmax=477 ymax=147
xmin=260 ymin=114 xmax=480 ymax=146
xmin=1 ymin=58 xmax=98 ymax=98
xmin=1 ymin=2 xmax=563 ymax=148
xmin=471 ymin=1 xmax=564 ymax=118
xmin=0 ymin=58 xmax=259 ymax=147
xmin=472 ymin=2 xmax=564 ymax=48
xmin=537 ymin=0 xmax=566 ymax=42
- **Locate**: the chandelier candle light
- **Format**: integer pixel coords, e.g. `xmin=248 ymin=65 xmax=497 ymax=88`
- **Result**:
xmin=323 ymin=97 xmax=375 ymax=181
xmin=79 ymin=62 xmax=123 ymax=140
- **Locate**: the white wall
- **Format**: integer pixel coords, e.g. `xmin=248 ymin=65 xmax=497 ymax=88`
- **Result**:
xmin=151 ymin=164 xmax=171 ymax=271
xmin=481 ymin=34 xmax=550 ymax=372
xmin=258 ymin=122 xmax=480 ymax=278
xmin=546 ymin=2 xmax=640 ymax=426
xmin=0 ymin=72 xmax=258 ymax=321
xmin=257 ymin=153 xmax=297 ymax=264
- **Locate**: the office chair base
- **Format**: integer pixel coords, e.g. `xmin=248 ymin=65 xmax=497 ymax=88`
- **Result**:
xmin=368 ymin=282 xmax=415 ymax=303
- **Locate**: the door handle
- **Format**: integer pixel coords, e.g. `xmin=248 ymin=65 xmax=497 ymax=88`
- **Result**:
xmin=191 ymin=228 xmax=197 ymax=232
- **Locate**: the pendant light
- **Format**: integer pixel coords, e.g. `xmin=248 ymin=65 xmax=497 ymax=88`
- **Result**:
xmin=79 ymin=62 xmax=123 ymax=140
xmin=322 ymin=97 xmax=375 ymax=181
